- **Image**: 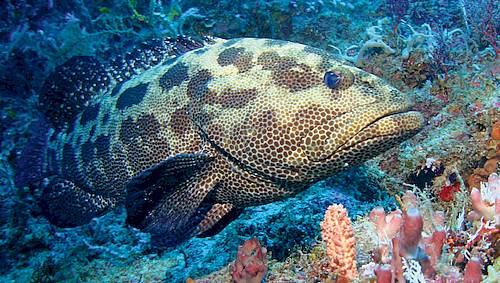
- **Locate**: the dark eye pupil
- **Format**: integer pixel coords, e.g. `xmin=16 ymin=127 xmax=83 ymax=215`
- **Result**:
xmin=324 ymin=71 xmax=341 ymax=89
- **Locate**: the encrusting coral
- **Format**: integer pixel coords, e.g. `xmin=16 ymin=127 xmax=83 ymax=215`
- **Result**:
xmin=231 ymin=238 xmax=268 ymax=283
xmin=467 ymin=119 xmax=500 ymax=191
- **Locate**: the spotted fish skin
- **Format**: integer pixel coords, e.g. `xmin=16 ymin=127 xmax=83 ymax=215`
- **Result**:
xmin=36 ymin=38 xmax=424 ymax=246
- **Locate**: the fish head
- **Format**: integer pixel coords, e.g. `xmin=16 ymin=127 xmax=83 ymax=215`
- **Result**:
xmin=278 ymin=51 xmax=425 ymax=181
xmin=295 ymin=61 xmax=426 ymax=173
xmin=194 ymin=39 xmax=425 ymax=183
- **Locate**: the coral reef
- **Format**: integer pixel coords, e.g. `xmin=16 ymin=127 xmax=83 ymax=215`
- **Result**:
xmin=0 ymin=0 xmax=499 ymax=282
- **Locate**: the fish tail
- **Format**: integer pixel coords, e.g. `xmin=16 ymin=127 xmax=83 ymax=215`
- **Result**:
xmin=14 ymin=116 xmax=50 ymax=188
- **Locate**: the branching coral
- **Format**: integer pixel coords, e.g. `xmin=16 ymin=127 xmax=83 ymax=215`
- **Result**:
xmin=355 ymin=25 xmax=396 ymax=67
xmin=462 ymin=0 xmax=500 ymax=57
xmin=399 ymin=21 xmax=435 ymax=60
xmin=353 ymin=187 xmax=499 ymax=282
xmin=402 ymin=258 xmax=426 ymax=283
xmin=149 ymin=1 xmax=204 ymax=36
xmin=331 ymin=19 xmax=460 ymax=73
xmin=329 ymin=18 xmax=396 ymax=67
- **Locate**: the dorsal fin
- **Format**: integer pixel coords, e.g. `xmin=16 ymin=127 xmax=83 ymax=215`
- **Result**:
xmin=39 ymin=36 xmax=216 ymax=128
xmin=107 ymin=36 xmax=216 ymax=83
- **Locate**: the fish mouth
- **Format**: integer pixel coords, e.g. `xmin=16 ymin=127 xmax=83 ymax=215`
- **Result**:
xmin=303 ymin=102 xmax=425 ymax=162
xmin=337 ymin=110 xmax=424 ymax=152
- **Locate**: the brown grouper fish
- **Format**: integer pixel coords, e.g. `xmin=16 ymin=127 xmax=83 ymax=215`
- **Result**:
xmin=15 ymin=37 xmax=424 ymax=247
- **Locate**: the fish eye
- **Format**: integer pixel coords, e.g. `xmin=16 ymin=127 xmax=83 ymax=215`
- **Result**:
xmin=324 ymin=71 xmax=342 ymax=89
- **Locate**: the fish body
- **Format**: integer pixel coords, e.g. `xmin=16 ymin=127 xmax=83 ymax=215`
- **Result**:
xmin=18 ymin=37 xmax=424 ymax=246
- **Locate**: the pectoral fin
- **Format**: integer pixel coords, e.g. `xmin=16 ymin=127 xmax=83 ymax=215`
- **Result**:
xmin=125 ymin=153 xmax=219 ymax=247
xmin=196 ymin=203 xmax=243 ymax=238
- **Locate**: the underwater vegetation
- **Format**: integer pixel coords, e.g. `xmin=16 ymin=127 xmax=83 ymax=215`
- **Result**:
xmin=0 ymin=0 xmax=499 ymax=282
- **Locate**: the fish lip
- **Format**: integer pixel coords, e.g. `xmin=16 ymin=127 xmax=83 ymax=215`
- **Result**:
xmin=371 ymin=109 xmax=425 ymax=129
xmin=367 ymin=108 xmax=418 ymax=127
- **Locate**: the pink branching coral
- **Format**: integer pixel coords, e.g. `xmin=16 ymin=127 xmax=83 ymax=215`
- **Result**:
xmin=464 ymin=257 xmax=483 ymax=283
xmin=320 ymin=204 xmax=358 ymax=281
xmin=369 ymin=207 xmax=403 ymax=241
xmin=231 ymin=238 xmax=268 ymax=283
xmin=399 ymin=207 xmax=424 ymax=258
xmin=368 ymin=207 xmax=402 ymax=263
xmin=366 ymin=191 xmax=449 ymax=281
xmin=357 ymin=187 xmax=500 ymax=282
xmin=374 ymin=264 xmax=392 ymax=283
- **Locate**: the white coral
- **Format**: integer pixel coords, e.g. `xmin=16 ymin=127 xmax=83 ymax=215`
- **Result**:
xmin=479 ymin=173 xmax=499 ymax=206
xmin=402 ymin=258 xmax=426 ymax=283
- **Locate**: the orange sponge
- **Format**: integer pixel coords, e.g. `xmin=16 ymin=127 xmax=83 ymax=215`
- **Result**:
xmin=320 ymin=204 xmax=358 ymax=281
